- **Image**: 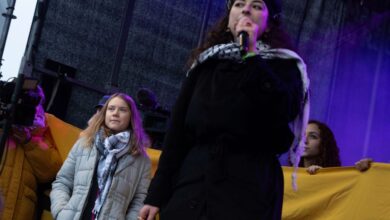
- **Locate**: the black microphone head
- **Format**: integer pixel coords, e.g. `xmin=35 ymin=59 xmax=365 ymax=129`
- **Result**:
xmin=238 ymin=31 xmax=249 ymax=54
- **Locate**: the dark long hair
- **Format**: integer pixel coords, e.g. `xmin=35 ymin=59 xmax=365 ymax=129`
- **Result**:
xmin=187 ymin=8 xmax=296 ymax=67
xmin=299 ymin=120 xmax=341 ymax=167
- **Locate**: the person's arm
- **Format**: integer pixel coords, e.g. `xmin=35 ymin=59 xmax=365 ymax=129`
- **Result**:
xmin=252 ymin=57 xmax=303 ymax=120
xmin=126 ymin=156 xmax=151 ymax=220
xmin=243 ymin=56 xmax=304 ymax=153
xmin=50 ymin=139 xmax=81 ymax=218
xmin=142 ymin=70 xmax=198 ymax=211
xmin=236 ymin=12 xmax=303 ymax=122
xmin=21 ymin=124 xmax=62 ymax=183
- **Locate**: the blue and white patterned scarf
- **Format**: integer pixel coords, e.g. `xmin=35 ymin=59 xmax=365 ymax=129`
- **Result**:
xmin=92 ymin=128 xmax=131 ymax=218
xmin=188 ymin=41 xmax=310 ymax=190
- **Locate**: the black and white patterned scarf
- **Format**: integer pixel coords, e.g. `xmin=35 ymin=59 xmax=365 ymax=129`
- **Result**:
xmin=188 ymin=41 xmax=310 ymax=190
xmin=92 ymin=128 xmax=131 ymax=218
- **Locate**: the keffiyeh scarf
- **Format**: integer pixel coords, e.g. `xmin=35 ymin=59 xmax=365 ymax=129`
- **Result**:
xmin=188 ymin=41 xmax=310 ymax=190
xmin=92 ymin=128 xmax=131 ymax=218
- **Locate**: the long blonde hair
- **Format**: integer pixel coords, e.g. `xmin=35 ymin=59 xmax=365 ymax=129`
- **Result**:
xmin=80 ymin=93 xmax=150 ymax=156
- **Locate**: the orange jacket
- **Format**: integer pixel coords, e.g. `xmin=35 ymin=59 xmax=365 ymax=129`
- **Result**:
xmin=0 ymin=114 xmax=62 ymax=220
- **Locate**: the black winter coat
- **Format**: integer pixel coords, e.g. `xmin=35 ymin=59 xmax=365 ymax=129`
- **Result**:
xmin=144 ymin=56 xmax=303 ymax=220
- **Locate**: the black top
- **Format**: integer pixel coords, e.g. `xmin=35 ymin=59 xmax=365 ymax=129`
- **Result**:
xmin=81 ymin=164 xmax=99 ymax=220
xmin=145 ymin=55 xmax=303 ymax=219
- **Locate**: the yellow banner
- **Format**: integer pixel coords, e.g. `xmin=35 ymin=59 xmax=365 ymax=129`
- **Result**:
xmin=47 ymin=114 xmax=390 ymax=220
xmin=282 ymin=164 xmax=390 ymax=220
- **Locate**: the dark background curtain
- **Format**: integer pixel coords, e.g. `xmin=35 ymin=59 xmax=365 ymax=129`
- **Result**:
xmin=23 ymin=0 xmax=389 ymax=165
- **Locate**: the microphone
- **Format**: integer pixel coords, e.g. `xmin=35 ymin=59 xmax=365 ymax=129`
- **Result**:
xmin=238 ymin=31 xmax=249 ymax=55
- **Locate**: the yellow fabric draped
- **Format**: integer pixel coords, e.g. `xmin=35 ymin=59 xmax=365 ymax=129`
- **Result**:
xmin=45 ymin=114 xmax=390 ymax=220
xmin=46 ymin=114 xmax=81 ymax=162
xmin=282 ymin=164 xmax=390 ymax=220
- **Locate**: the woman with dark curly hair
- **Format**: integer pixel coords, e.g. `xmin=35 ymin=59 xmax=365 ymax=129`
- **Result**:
xmin=297 ymin=120 xmax=372 ymax=174
xmin=300 ymin=120 xmax=341 ymax=173
xmin=139 ymin=0 xmax=310 ymax=219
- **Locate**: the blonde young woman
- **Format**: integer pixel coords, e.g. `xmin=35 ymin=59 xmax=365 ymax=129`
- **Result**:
xmin=50 ymin=93 xmax=151 ymax=220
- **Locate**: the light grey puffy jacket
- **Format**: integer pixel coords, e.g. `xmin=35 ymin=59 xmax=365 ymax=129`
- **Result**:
xmin=50 ymin=138 xmax=151 ymax=220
